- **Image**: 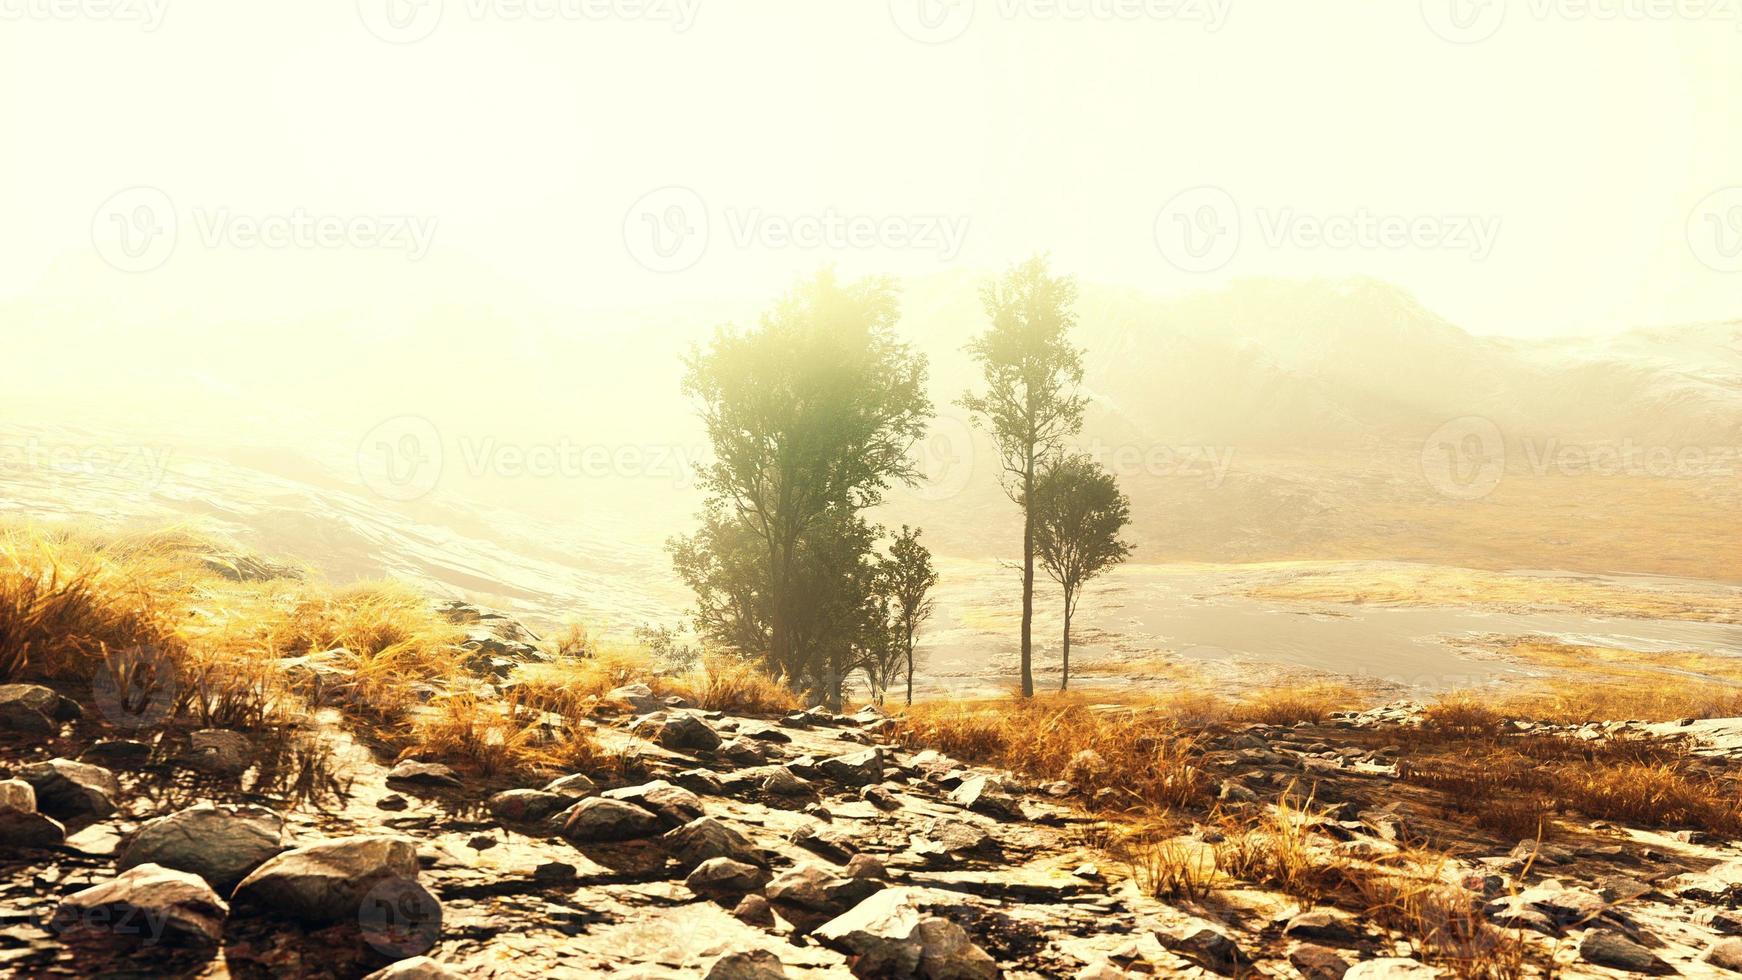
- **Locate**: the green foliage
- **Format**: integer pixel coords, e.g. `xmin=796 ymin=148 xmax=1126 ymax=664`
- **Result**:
xmin=960 ymin=256 xmax=1087 ymax=697
xmin=882 ymin=525 xmax=937 ymax=705
xmin=671 ymin=271 xmax=933 ymax=708
xmin=1028 ymin=453 xmax=1134 ymax=689
xmin=632 ymin=622 xmax=701 ymax=673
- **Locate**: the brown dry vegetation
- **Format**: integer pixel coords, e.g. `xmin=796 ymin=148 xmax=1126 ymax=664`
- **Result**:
xmin=1110 ymin=789 xmax=1540 ymax=978
xmin=0 ymin=521 xmax=793 ymax=781
xmin=894 ymin=694 xmax=1212 ymax=811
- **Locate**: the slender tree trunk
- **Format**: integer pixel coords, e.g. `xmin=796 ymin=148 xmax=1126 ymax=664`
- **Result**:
xmin=1061 ymin=597 xmax=1072 ymax=692
xmin=1020 ymin=455 xmax=1035 ymax=698
xmin=905 ymin=641 xmax=914 ymax=706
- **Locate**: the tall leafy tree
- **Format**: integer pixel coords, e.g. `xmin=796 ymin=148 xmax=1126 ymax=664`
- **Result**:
xmin=960 ymin=257 xmax=1087 ymax=697
xmin=673 ymin=271 xmax=931 ymax=705
xmin=1029 ymin=454 xmax=1133 ymax=691
xmin=883 ymin=525 xmax=937 ymax=706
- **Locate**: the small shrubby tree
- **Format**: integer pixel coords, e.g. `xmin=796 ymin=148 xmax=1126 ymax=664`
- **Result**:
xmin=883 ymin=525 xmax=937 ymax=706
xmin=853 ymin=526 xmax=938 ymax=706
xmin=1029 ymin=453 xmax=1133 ymax=691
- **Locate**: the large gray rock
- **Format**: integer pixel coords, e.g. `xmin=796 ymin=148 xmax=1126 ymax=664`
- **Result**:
xmin=438 ymin=600 xmax=547 ymax=676
xmin=685 ymin=857 xmax=769 ymax=899
xmin=0 ymin=683 xmax=78 ymax=732
xmin=543 ymin=772 xmax=599 ymax=798
xmin=818 ymin=748 xmax=884 ymax=786
xmin=704 ymin=949 xmax=789 ymax=979
xmin=19 ymin=758 xmax=119 ymax=818
xmin=762 ymin=767 xmax=812 ymax=796
xmin=561 ymin=797 xmax=663 ymax=842
xmin=910 ymin=819 xmax=996 ymax=864
xmin=1156 ymin=921 xmax=1246 ymax=974
xmin=1290 ymin=943 xmax=1354 ymax=980
xmin=1708 ymin=937 xmax=1742 ymax=973
xmin=50 ymin=863 xmax=228 ymax=947
xmin=719 ymin=737 xmax=769 ymax=764
xmin=120 ymin=803 xmax=287 ymax=892
xmin=602 ymin=779 xmax=705 ymax=827
xmin=231 ymin=834 xmax=420 ymax=923
xmin=766 ymin=863 xmax=885 ymax=923
xmin=488 ymin=789 xmax=569 ymax=822
xmin=1579 ymin=929 xmax=1671 ymax=975
xmin=386 ymin=760 xmax=463 ymax=789
xmin=608 ymin=682 xmax=664 ymax=714
xmin=948 ymin=775 xmax=1023 ymax=821
xmin=0 ymin=778 xmax=65 ymax=849
xmin=1284 ymin=907 xmax=1363 ymax=946
xmin=664 ymin=816 xmax=765 ymax=869
xmin=646 ymin=713 xmax=723 ymax=751
xmin=185 ymin=729 xmax=253 ymax=774
xmin=813 ymin=888 xmax=997 ymax=979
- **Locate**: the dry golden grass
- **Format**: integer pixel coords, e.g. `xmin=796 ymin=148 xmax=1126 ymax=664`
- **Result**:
xmin=1503 ymin=680 xmax=1742 ymax=725
xmin=1124 ymin=835 xmax=1217 ymax=901
xmin=1554 ymin=760 xmax=1742 ymax=836
xmin=1486 ymin=640 xmax=1742 ymax=725
xmin=1397 ymin=730 xmax=1742 ymax=839
xmin=0 ymin=528 xmax=179 ymax=682
xmin=1209 ymin=789 xmax=1535 ymax=979
xmin=1227 ymin=682 xmax=1367 ymax=726
xmin=658 ymin=655 xmax=800 ymax=715
xmin=0 ymin=520 xmax=667 ymax=781
xmin=406 ymin=689 xmax=611 ymax=779
xmin=894 ymin=694 xmax=1209 ymax=812
xmin=1421 ymin=692 xmax=1508 ymax=738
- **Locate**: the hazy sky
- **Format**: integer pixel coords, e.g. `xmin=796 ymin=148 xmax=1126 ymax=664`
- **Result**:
xmin=3 ymin=1 xmax=1739 ymax=338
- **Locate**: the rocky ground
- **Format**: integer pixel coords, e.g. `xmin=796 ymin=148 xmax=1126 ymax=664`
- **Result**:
xmin=7 ymin=676 xmax=1742 ymax=978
